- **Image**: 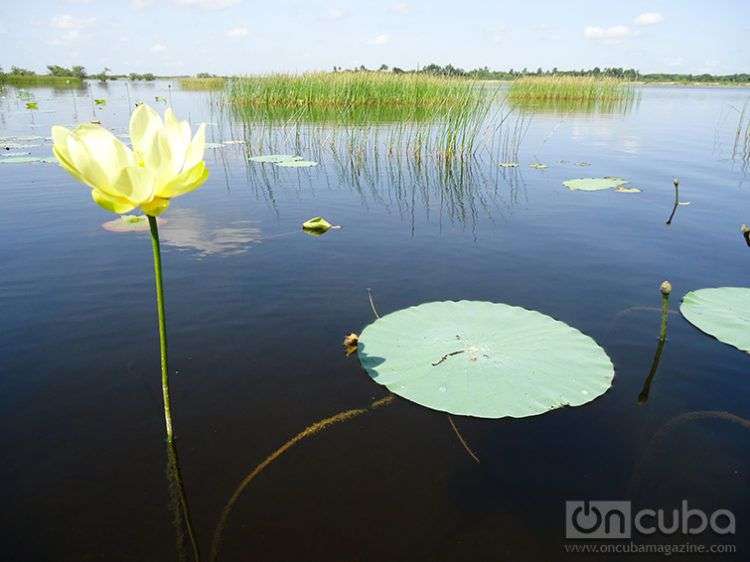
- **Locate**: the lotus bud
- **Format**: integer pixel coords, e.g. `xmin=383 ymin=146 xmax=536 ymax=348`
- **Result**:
xmin=660 ymin=281 xmax=672 ymax=296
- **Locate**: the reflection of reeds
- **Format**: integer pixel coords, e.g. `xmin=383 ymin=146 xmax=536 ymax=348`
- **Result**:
xmin=209 ymin=395 xmax=394 ymax=562
xmin=508 ymin=76 xmax=637 ymax=114
xmin=731 ymin=99 xmax=750 ymax=164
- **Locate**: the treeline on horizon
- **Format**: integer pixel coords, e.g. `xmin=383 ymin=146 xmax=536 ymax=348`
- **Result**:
xmin=336 ymin=64 xmax=750 ymax=84
xmin=1 ymin=63 xmax=748 ymax=85
xmin=0 ymin=65 xmax=156 ymax=84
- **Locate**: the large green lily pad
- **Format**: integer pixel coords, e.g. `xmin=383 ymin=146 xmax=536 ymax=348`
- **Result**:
xmin=563 ymin=177 xmax=627 ymax=191
xmin=357 ymin=301 xmax=614 ymax=418
xmin=680 ymin=288 xmax=750 ymax=353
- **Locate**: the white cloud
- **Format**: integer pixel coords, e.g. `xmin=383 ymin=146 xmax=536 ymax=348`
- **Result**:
xmin=64 ymin=0 xmax=95 ymax=4
xmin=49 ymin=30 xmax=79 ymax=46
xmin=325 ymin=8 xmax=347 ymax=21
xmin=634 ymin=12 xmax=664 ymax=26
xmin=226 ymin=26 xmax=248 ymax=38
xmin=131 ymin=0 xmax=153 ymax=8
xmin=390 ymin=3 xmax=411 ymax=14
xmin=50 ymin=14 xmax=96 ymax=30
xmin=584 ymin=25 xmax=632 ymax=41
xmin=171 ymin=0 xmax=241 ymax=9
xmin=150 ymin=43 xmax=167 ymax=53
xmin=369 ymin=33 xmax=390 ymax=45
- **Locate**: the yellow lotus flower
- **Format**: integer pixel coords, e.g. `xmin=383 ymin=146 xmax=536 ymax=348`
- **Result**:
xmin=52 ymin=104 xmax=208 ymax=216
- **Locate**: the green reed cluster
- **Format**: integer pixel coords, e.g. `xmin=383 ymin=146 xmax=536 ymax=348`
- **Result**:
xmin=508 ymin=75 xmax=636 ymax=112
xmin=1 ymin=74 xmax=85 ymax=89
xmin=179 ymin=77 xmax=227 ymax=91
xmin=225 ymin=71 xmax=482 ymax=111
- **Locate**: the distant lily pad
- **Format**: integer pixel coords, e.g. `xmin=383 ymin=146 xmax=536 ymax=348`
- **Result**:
xmin=680 ymin=288 xmax=750 ymax=353
xmin=223 ymin=140 xmax=245 ymax=145
xmin=499 ymin=162 xmax=518 ymax=168
xmin=205 ymin=142 xmax=225 ymax=149
xmin=529 ymin=162 xmax=548 ymax=170
xmin=2 ymin=143 xmax=40 ymax=150
xmin=357 ymin=300 xmax=614 ymax=418
xmin=563 ymin=177 xmax=628 ymax=191
xmin=26 ymin=102 xmax=39 ymax=110
xmin=0 ymin=151 xmax=31 ymax=157
xmin=94 ymin=99 xmax=107 ymax=106
xmin=614 ymin=186 xmax=641 ymax=193
xmin=249 ymin=154 xmax=302 ymax=164
xmin=576 ymin=161 xmax=591 ymax=167
xmin=276 ymin=159 xmax=318 ymax=168
xmin=0 ymin=156 xmax=57 ymax=164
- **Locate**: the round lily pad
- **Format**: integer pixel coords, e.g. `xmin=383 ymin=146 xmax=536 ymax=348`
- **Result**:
xmin=680 ymin=288 xmax=750 ymax=353
xmin=249 ymin=154 xmax=302 ymax=163
xmin=276 ymin=159 xmax=318 ymax=168
xmin=499 ymin=162 xmax=518 ymax=168
xmin=357 ymin=300 xmax=614 ymax=418
xmin=563 ymin=177 xmax=627 ymax=191
xmin=529 ymin=162 xmax=548 ymax=170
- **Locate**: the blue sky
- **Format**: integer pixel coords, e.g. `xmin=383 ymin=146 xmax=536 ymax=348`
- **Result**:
xmin=2 ymin=0 xmax=748 ymax=75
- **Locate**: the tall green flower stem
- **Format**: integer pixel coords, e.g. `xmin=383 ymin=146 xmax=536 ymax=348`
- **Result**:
xmin=148 ymin=215 xmax=174 ymax=443
xmin=639 ymin=281 xmax=672 ymax=404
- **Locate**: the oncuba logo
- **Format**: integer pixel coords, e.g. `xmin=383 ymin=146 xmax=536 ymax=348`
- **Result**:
xmin=565 ymin=501 xmax=735 ymax=539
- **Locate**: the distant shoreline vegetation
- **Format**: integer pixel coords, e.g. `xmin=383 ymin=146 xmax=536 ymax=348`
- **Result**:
xmin=0 ymin=65 xmax=156 ymax=89
xmin=2 ymin=63 xmax=748 ymax=91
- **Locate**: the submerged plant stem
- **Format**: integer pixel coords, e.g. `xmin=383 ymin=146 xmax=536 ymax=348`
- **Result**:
xmin=638 ymin=282 xmax=671 ymax=404
xmin=166 ymin=441 xmax=201 ymax=562
xmin=209 ymin=396 xmax=394 ymax=562
xmin=148 ymin=215 xmax=174 ymax=443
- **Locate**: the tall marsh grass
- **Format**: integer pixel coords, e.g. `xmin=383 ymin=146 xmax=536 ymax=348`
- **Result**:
xmin=179 ymin=77 xmax=226 ymax=91
xmin=0 ymin=75 xmax=85 ymax=89
xmin=508 ymin=76 xmax=636 ymax=112
xmin=226 ymin=72 xmax=482 ymax=111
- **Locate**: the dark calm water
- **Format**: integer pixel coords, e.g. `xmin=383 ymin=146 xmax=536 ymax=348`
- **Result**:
xmin=1 ymin=81 xmax=749 ymax=561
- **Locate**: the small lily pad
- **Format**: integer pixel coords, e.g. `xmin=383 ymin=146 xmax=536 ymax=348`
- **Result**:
xmin=529 ymin=162 xmax=548 ymax=170
xmin=3 ymin=143 xmax=40 ymax=150
xmin=563 ymin=177 xmax=628 ymax=191
xmin=249 ymin=154 xmax=302 ymax=164
xmin=614 ymin=186 xmax=641 ymax=193
xmin=0 ymin=156 xmax=57 ymax=164
xmin=205 ymin=142 xmax=225 ymax=149
xmin=94 ymin=99 xmax=107 ymax=106
xmin=26 ymin=102 xmax=39 ymax=110
xmin=223 ymin=140 xmax=245 ymax=145
xmin=499 ymin=162 xmax=518 ymax=168
xmin=276 ymin=159 xmax=318 ymax=168
xmin=576 ymin=161 xmax=591 ymax=167
xmin=0 ymin=151 xmax=31 ymax=157
xmin=357 ymin=301 xmax=614 ymax=418
xmin=680 ymin=288 xmax=750 ymax=353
